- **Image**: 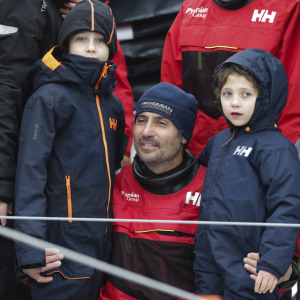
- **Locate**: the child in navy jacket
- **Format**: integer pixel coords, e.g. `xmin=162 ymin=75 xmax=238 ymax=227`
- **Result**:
xmin=194 ymin=49 xmax=300 ymax=300
xmin=14 ymin=1 xmax=125 ymax=299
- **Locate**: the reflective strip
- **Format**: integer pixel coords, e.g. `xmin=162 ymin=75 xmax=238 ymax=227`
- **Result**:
xmin=135 ymin=229 xmax=175 ymax=234
xmin=205 ymin=45 xmax=238 ymax=49
xmin=0 ymin=24 xmax=18 ymax=35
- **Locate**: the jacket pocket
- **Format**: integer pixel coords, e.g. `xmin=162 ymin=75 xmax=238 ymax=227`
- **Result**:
xmin=65 ymin=175 xmax=73 ymax=223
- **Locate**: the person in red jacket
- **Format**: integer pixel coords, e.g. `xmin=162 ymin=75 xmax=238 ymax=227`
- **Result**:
xmin=161 ymin=0 xmax=300 ymax=157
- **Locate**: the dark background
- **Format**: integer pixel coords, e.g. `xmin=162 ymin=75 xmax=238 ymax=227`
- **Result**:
xmin=110 ymin=0 xmax=185 ymax=107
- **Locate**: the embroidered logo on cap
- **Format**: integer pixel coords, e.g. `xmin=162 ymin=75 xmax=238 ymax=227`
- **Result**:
xmin=140 ymin=101 xmax=174 ymax=116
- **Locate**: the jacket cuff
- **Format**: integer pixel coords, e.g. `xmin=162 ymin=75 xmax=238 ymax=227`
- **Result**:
xmin=0 ymin=196 xmax=13 ymax=204
xmin=278 ymin=261 xmax=299 ymax=290
xmin=15 ymin=259 xmax=34 ymax=286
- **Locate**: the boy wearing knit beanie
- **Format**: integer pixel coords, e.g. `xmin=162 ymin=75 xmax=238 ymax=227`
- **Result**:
xmin=14 ymin=1 xmax=125 ymax=299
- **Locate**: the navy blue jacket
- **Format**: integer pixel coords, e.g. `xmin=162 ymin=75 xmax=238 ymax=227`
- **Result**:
xmin=194 ymin=49 xmax=300 ymax=293
xmin=14 ymin=46 xmax=125 ymax=278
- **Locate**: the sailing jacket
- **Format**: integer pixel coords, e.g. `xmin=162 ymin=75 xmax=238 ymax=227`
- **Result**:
xmin=99 ymin=150 xmax=206 ymax=299
xmin=0 ymin=0 xmax=133 ymax=205
xmin=194 ymin=49 xmax=300 ymax=299
xmin=161 ymin=0 xmax=300 ymax=156
xmin=14 ymin=46 xmax=125 ymax=279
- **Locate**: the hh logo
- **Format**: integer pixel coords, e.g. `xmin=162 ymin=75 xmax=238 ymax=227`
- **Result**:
xmin=109 ymin=118 xmax=117 ymax=130
xmin=251 ymin=10 xmax=276 ymax=23
xmin=185 ymin=192 xmax=201 ymax=207
xmin=233 ymin=146 xmax=253 ymax=157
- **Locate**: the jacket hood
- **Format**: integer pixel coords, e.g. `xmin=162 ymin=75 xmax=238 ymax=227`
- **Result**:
xmin=33 ymin=46 xmax=116 ymax=94
xmin=215 ymin=49 xmax=288 ymax=133
xmin=58 ymin=0 xmax=117 ymax=60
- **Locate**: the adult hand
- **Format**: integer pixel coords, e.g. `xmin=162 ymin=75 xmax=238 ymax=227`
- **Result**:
xmin=22 ymin=248 xmax=64 ymax=283
xmin=59 ymin=0 xmax=82 ymax=18
xmin=0 ymin=201 xmax=13 ymax=226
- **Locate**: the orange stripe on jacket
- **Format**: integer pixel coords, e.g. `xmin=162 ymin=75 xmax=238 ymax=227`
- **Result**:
xmin=107 ymin=8 xmax=115 ymax=45
xmin=88 ymin=0 xmax=95 ymax=31
xmin=95 ymin=63 xmax=113 ymax=221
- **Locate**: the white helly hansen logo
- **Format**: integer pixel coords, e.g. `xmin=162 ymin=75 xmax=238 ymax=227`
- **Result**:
xmin=251 ymin=10 xmax=276 ymax=23
xmin=233 ymin=146 xmax=253 ymax=157
xmin=185 ymin=192 xmax=201 ymax=207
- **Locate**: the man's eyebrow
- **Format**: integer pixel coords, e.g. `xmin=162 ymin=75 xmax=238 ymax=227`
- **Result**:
xmin=136 ymin=114 xmax=147 ymax=119
xmin=154 ymin=116 xmax=169 ymax=121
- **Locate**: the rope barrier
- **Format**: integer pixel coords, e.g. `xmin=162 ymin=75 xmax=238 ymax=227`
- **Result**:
xmin=2 ymin=215 xmax=300 ymax=228
xmin=0 ymin=225 xmax=211 ymax=300
xmin=1 ymin=216 xmax=298 ymax=298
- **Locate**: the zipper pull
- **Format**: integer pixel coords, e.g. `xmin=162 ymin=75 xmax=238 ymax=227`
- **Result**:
xmin=222 ymin=131 xmax=235 ymax=147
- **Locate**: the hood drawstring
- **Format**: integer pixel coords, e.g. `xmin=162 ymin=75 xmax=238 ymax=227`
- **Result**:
xmin=222 ymin=131 xmax=235 ymax=147
xmin=95 ymin=62 xmax=111 ymax=90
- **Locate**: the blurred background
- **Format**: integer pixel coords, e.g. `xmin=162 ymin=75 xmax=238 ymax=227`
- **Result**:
xmin=110 ymin=0 xmax=184 ymax=107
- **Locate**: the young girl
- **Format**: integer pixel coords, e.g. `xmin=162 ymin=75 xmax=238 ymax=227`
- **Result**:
xmin=194 ymin=49 xmax=300 ymax=299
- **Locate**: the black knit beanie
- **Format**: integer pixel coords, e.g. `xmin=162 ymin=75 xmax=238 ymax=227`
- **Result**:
xmin=58 ymin=0 xmax=117 ymax=60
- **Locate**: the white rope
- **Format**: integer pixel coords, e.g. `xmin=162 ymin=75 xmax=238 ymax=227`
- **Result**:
xmin=2 ymin=216 xmax=298 ymax=298
xmin=3 ymin=215 xmax=300 ymax=228
xmin=0 ymin=225 xmax=206 ymax=300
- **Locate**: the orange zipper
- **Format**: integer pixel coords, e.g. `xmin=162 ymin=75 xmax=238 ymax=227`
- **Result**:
xmin=65 ymin=175 xmax=72 ymax=223
xmin=95 ymin=63 xmax=112 ymax=233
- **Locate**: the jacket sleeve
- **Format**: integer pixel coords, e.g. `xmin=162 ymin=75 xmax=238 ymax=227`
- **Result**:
xmin=14 ymin=90 xmax=57 ymax=268
xmin=256 ymin=145 xmax=300 ymax=279
xmin=0 ymin=3 xmax=43 ymax=203
xmin=277 ymin=2 xmax=300 ymax=145
xmin=112 ymin=40 xmax=134 ymax=159
xmin=0 ymin=1 xmax=62 ymax=203
xmin=197 ymin=137 xmax=212 ymax=167
xmin=160 ymin=5 xmax=184 ymax=88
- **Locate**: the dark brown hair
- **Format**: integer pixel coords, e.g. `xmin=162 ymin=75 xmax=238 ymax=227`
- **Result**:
xmin=213 ymin=63 xmax=264 ymax=113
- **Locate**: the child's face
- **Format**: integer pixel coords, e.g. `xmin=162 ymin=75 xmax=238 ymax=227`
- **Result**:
xmin=220 ymin=73 xmax=258 ymax=127
xmin=68 ymin=31 xmax=109 ymax=61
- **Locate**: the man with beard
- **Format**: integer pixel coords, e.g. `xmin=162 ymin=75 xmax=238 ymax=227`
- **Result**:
xmin=99 ymin=82 xmax=205 ymax=299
